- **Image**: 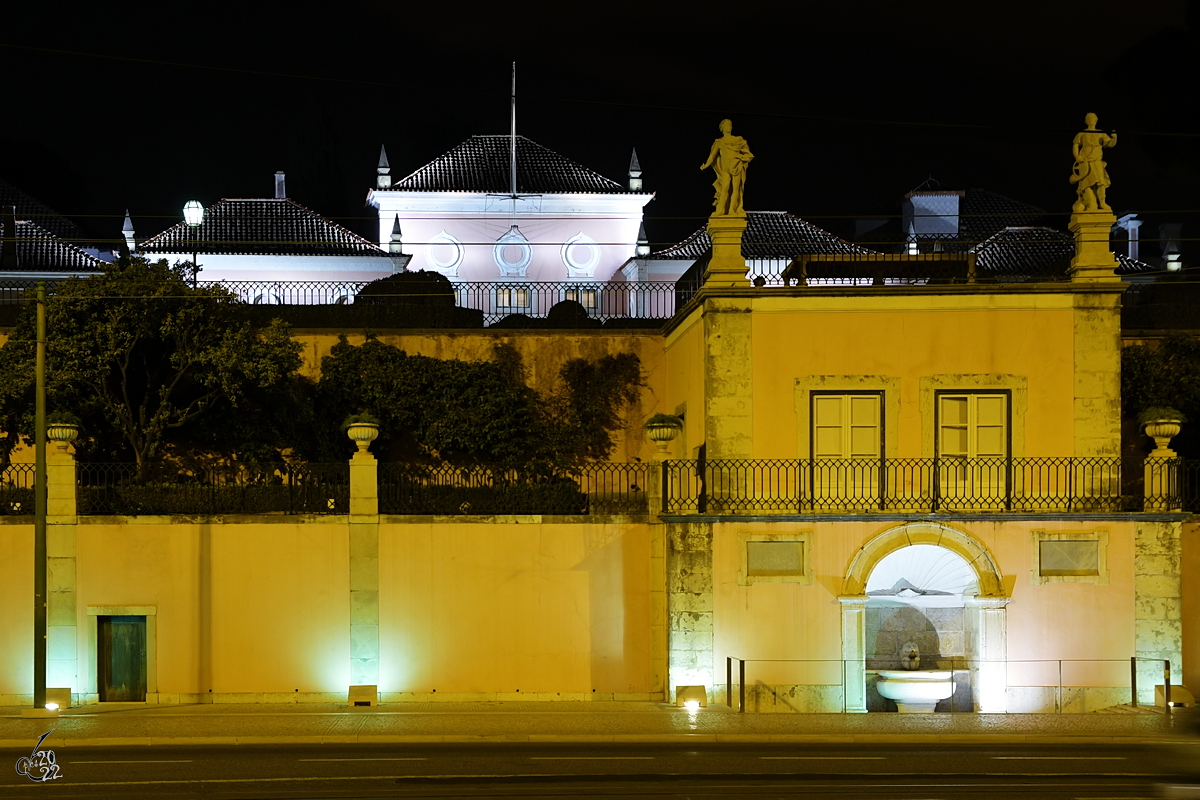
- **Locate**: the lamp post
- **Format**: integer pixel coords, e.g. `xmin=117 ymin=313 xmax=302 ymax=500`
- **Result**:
xmin=183 ymin=200 xmax=204 ymax=287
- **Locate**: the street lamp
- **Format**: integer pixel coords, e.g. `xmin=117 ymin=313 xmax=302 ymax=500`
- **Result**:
xmin=183 ymin=200 xmax=204 ymax=286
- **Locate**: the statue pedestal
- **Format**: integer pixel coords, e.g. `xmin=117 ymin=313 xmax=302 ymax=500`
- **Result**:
xmin=703 ymin=215 xmax=750 ymax=287
xmin=1069 ymin=212 xmax=1120 ymax=281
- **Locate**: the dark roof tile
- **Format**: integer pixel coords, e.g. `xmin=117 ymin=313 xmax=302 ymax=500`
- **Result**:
xmin=0 ymin=220 xmax=105 ymax=273
xmin=390 ymin=135 xmax=632 ymax=194
xmin=652 ymin=211 xmax=875 ymax=260
xmin=139 ymin=199 xmax=385 ymax=257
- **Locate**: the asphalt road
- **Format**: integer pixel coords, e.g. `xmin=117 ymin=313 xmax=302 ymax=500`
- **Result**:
xmin=2 ymin=741 xmax=1197 ymax=798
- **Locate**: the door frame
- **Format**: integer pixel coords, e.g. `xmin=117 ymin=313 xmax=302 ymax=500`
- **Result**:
xmin=86 ymin=606 xmax=157 ymax=702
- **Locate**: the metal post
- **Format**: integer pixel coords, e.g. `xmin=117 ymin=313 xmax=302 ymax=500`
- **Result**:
xmin=1131 ymin=656 xmax=1138 ymax=707
xmin=1164 ymin=660 xmax=1172 ymax=717
xmin=33 ymin=282 xmax=47 ymax=711
xmin=660 ymin=460 xmax=669 ymax=514
xmin=726 ymin=657 xmax=732 ymax=708
xmin=1056 ymin=659 xmax=1062 ymax=714
xmin=733 ymin=658 xmax=744 ymax=712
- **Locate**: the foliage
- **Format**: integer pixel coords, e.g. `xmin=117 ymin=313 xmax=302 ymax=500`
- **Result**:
xmin=0 ymin=257 xmax=304 ymax=475
xmin=341 ymin=411 xmax=381 ymax=431
xmin=312 ymin=336 xmax=643 ymax=469
xmin=645 ymin=413 xmax=683 ymax=428
xmin=46 ymin=410 xmax=83 ymax=427
xmin=1121 ymin=335 xmax=1200 ymax=418
xmin=1136 ymin=407 xmax=1187 ymax=428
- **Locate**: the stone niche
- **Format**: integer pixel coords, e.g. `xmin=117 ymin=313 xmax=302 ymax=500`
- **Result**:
xmin=863 ymin=544 xmax=977 ymax=712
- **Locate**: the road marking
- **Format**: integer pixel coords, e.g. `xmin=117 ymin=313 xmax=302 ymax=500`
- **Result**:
xmin=299 ymin=758 xmax=427 ymax=762
xmin=69 ymin=760 xmax=193 ymax=764
xmin=530 ymin=756 xmax=654 ymax=760
xmin=761 ymin=756 xmax=886 ymax=760
xmin=992 ymin=756 xmax=1126 ymax=760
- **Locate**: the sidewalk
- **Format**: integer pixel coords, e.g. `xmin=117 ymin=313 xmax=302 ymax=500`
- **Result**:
xmin=0 ymin=702 xmax=1188 ymax=748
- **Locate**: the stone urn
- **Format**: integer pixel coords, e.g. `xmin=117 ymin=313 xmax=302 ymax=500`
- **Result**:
xmin=1139 ymin=408 xmax=1185 ymax=457
xmin=46 ymin=423 xmax=80 ymax=453
xmin=644 ymin=415 xmax=682 ymax=455
xmin=345 ymin=422 xmax=380 ymax=453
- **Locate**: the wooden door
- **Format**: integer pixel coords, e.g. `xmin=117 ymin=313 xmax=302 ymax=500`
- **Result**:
xmin=98 ymin=615 xmax=146 ymax=702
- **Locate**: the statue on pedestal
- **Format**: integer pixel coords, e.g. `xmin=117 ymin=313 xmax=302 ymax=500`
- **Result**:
xmin=700 ymin=119 xmax=754 ymax=217
xmin=1070 ymin=112 xmax=1117 ymax=213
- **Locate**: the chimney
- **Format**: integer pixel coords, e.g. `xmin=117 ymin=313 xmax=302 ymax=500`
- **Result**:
xmin=275 ymin=171 xmax=286 ymax=199
xmin=2 ymin=206 xmax=17 ymax=271
xmin=377 ymin=145 xmax=392 ymax=190
xmin=628 ymin=148 xmax=642 ymax=191
xmin=1116 ymin=213 xmax=1142 ymax=261
xmin=1161 ymin=222 xmax=1183 ymax=271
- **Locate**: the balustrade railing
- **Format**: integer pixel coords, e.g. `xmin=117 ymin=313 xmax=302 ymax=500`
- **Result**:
xmin=0 ymin=463 xmax=35 ymax=515
xmin=76 ymin=462 xmax=348 ymax=516
xmin=379 ymin=462 xmax=647 ymax=515
xmin=664 ymin=456 xmax=1140 ymax=514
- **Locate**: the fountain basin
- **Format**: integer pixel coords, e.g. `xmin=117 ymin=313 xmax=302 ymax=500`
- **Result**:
xmin=875 ymin=670 xmax=955 ymax=713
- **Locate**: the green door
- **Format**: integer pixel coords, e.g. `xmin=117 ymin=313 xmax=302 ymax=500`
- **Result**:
xmin=98 ymin=616 xmax=147 ymax=702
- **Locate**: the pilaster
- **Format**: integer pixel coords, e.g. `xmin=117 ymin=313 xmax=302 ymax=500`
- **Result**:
xmin=667 ymin=522 xmax=713 ymax=701
xmin=348 ymin=450 xmax=379 ymax=688
xmin=966 ymin=596 xmax=1009 ymax=712
xmin=46 ymin=448 xmax=78 ymax=695
xmin=1133 ymin=520 xmax=1183 ymax=704
xmin=839 ymin=596 xmax=868 ymax=713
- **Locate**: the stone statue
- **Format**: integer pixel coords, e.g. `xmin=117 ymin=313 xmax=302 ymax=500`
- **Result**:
xmin=1070 ymin=112 xmax=1117 ymax=213
xmin=700 ymin=119 xmax=754 ymax=216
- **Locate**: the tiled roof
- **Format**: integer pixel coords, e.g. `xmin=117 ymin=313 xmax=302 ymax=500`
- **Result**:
xmin=389 ymin=135 xmax=631 ymax=194
xmin=652 ymin=211 xmax=876 ymax=260
xmin=904 ymin=189 xmax=1047 ymax=252
xmin=0 ymin=220 xmax=105 ymax=273
xmin=959 ymin=190 xmax=1046 ymax=246
xmin=970 ymin=227 xmax=1152 ymax=277
xmin=138 ymin=199 xmax=386 ymax=257
xmin=0 ymin=178 xmax=84 ymax=243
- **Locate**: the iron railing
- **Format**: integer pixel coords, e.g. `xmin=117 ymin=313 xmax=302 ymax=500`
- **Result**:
xmin=76 ymin=462 xmax=349 ymax=516
xmin=663 ymin=457 xmax=1142 ymax=514
xmin=379 ymin=462 xmax=648 ymax=515
xmin=0 ymin=463 xmax=35 ymax=515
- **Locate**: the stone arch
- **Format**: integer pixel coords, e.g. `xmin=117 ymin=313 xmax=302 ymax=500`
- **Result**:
xmin=841 ymin=522 xmax=1006 ymax=598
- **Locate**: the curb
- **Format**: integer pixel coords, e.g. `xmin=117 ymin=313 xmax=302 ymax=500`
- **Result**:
xmin=0 ymin=733 xmax=1177 ymax=748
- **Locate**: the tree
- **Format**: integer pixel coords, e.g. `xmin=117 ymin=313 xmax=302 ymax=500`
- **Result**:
xmin=312 ymin=336 xmax=643 ymax=469
xmin=1121 ymin=334 xmax=1200 ymax=457
xmin=0 ymin=257 xmax=303 ymax=476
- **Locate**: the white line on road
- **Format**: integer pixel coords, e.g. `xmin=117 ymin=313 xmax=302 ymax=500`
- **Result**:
xmin=298 ymin=758 xmax=427 ymax=762
xmin=992 ymin=756 xmax=1126 ymax=760
xmin=530 ymin=757 xmax=654 ymax=760
xmin=69 ymin=760 xmax=193 ymax=764
xmin=760 ymin=756 xmax=886 ymax=760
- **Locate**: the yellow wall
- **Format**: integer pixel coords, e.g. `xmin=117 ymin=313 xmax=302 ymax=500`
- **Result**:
xmin=378 ymin=519 xmax=654 ymax=695
xmin=748 ymin=293 xmax=1077 ymax=459
xmin=0 ymin=523 xmax=33 ymax=696
xmin=1184 ymin=522 xmax=1200 ymax=692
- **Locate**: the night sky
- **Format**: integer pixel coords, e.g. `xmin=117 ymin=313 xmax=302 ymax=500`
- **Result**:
xmin=2 ymin=1 xmax=1195 ymax=253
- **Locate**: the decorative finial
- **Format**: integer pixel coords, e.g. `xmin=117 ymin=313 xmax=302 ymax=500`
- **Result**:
xmin=377 ymin=145 xmax=391 ymax=190
xmin=628 ymin=148 xmax=642 ymax=191
xmin=389 ymin=214 xmax=404 ymax=255
xmin=1070 ymin=112 xmax=1117 ymax=213
xmin=121 ymin=209 xmax=135 ymax=255
xmin=699 ymin=119 xmax=753 ymax=217
xmin=636 ymin=222 xmax=650 ymax=257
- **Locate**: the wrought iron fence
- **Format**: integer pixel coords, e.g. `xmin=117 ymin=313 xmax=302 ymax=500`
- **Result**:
xmin=77 ymin=462 xmax=349 ymax=516
xmin=0 ymin=463 xmax=35 ymax=515
xmin=379 ymin=462 xmax=648 ymax=515
xmin=663 ymin=457 xmax=1141 ymax=514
